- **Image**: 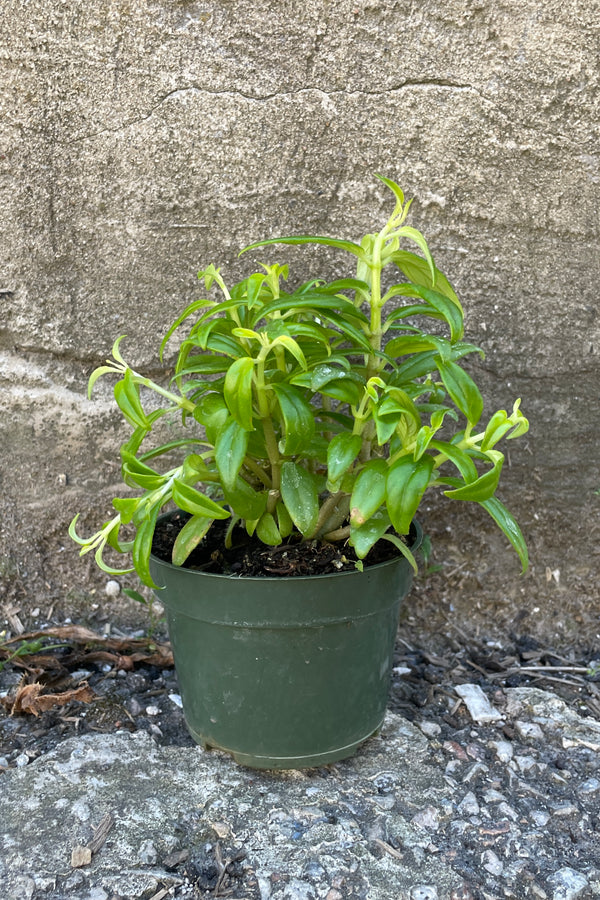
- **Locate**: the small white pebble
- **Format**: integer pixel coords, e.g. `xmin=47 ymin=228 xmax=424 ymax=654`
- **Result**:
xmin=577 ymin=777 xmax=600 ymax=796
xmin=497 ymin=801 xmax=519 ymax=821
xmin=530 ymin=810 xmax=550 ymax=827
xmin=15 ymin=753 xmax=30 ymax=767
xmin=105 ymin=580 xmax=121 ymax=597
xmin=483 ymin=789 xmax=506 ymax=803
xmin=420 ymin=721 xmax=442 ymax=738
xmin=482 ymin=848 xmax=503 ymax=876
xmin=457 ymin=791 xmax=480 ymax=816
xmin=516 ymin=755 xmax=537 ymax=773
xmin=411 ymin=806 xmax=440 ymax=830
xmin=410 ymin=887 xmax=438 ymax=900
xmin=552 ymin=803 xmax=579 ymax=817
xmin=455 ymin=684 xmax=502 ymax=723
xmin=168 ymin=693 xmax=183 ymax=709
xmin=515 ymin=721 xmax=544 ymax=741
xmin=393 ymin=666 xmax=412 ymax=676
xmin=146 ymin=705 xmax=160 ymax=717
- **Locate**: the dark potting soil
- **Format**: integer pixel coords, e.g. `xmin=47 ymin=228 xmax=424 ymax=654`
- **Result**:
xmin=151 ymin=511 xmax=416 ymax=577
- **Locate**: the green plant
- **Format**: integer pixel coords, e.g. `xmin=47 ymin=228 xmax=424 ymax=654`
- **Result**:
xmin=70 ymin=175 xmax=529 ymax=587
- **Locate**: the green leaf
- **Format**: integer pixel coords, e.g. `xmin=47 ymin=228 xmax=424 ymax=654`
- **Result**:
xmin=436 ymin=357 xmax=484 ymax=425
xmin=110 ymin=334 xmax=128 ymax=366
xmin=271 ymin=383 xmax=315 ymax=455
xmin=257 ymin=293 xmax=367 ymax=321
xmin=349 ymin=509 xmax=392 ymax=559
xmin=383 ymin=284 xmax=464 ymax=343
xmin=122 ymin=588 xmax=148 ymax=605
xmin=391 ymin=250 xmax=460 ymax=306
xmin=386 ymin=454 xmax=434 ymax=534
xmin=215 ymin=419 xmax=249 ymax=490
xmin=193 ymin=393 xmax=230 ymax=444
xmin=256 ymin=512 xmax=282 ymax=546
xmin=172 ymin=480 xmax=231 ymax=520
xmin=222 ymin=477 xmax=267 ymax=521
xmin=444 ymin=450 xmax=504 ymax=501
xmin=327 ymin=433 xmax=362 ymax=486
xmin=479 ymin=496 xmax=529 ymax=572
xmin=481 ymin=409 xmax=514 ymax=451
xmin=112 ymin=497 xmax=139 ymax=525
xmin=271 ymin=334 xmax=307 ymax=369
xmin=276 ymin=501 xmax=294 ymax=538
xmin=241 ymin=235 xmax=367 ymax=261
xmin=246 ymin=272 xmax=267 ymax=308
xmin=224 ymin=357 xmax=256 ymax=431
xmin=385 ymin=333 xmax=449 ymax=358
xmin=393 ymin=226 xmax=435 ymax=280
xmin=174 ymin=355 xmax=231 ymax=376
xmin=88 ymin=365 xmax=118 ymax=398
xmin=380 ymin=533 xmax=418 ymax=574
xmin=181 ymin=453 xmax=214 ymax=483
xmin=280 ymin=462 xmax=320 ymax=536
xmin=430 ymin=439 xmax=479 ymax=481
xmin=374 ymin=173 xmax=405 ymax=208
xmin=160 ymin=300 xmax=215 ymax=361
xmin=132 ymin=510 xmax=160 ymax=588
xmin=114 ymin=370 xmax=149 ymax=429
xmin=350 ymin=459 xmax=389 ymax=526
xmin=321 ymin=278 xmax=371 ymax=298
xmin=121 ymin=453 xmax=166 ymax=490
xmin=172 ymin=515 xmax=213 ymax=566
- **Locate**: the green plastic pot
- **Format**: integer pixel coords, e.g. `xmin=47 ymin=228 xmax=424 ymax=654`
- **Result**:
xmin=150 ymin=517 xmax=422 ymax=769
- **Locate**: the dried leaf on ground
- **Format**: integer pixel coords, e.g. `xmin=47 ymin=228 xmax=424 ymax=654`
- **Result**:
xmin=0 ymin=626 xmax=173 ymax=672
xmin=3 ymin=681 xmax=95 ymax=716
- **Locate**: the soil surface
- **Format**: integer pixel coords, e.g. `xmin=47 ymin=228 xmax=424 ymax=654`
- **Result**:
xmin=151 ymin=511 xmax=414 ymax=577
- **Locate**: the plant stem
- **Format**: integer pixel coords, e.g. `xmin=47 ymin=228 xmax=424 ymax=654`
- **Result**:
xmin=322 ymin=524 xmax=351 ymax=542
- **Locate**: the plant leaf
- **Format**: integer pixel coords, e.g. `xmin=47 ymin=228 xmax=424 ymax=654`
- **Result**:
xmin=241 ymin=235 xmax=367 ymax=261
xmin=386 ymin=454 xmax=434 ymax=534
xmin=256 ymin=512 xmax=282 ymax=546
xmin=479 ymin=495 xmax=529 ymax=572
xmin=444 ymin=450 xmax=504 ymax=501
xmin=224 ymin=356 xmax=256 ymax=431
xmin=350 ymin=459 xmax=389 ymax=526
xmin=172 ymin=515 xmax=213 ymax=566
xmin=327 ymin=432 xmax=362 ymax=486
xmin=114 ymin=370 xmax=149 ymax=429
xmin=436 ymin=357 xmax=484 ymax=425
xmin=280 ymin=462 xmax=320 ymax=536
xmin=172 ymin=480 xmax=231 ymax=520
xmin=380 ymin=532 xmax=418 ymax=574
xmin=349 ymin=509 xmax=392 ymax=559
xmin=271 ymin=383 xmax=315 ymax=455
xmin=214 ymin=419 xmax=249 ymax=490
xmin=222 ymin=477 xmax=267 ymax=521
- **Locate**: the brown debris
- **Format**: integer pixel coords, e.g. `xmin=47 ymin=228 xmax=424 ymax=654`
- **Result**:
xmin=71 ymin=812 xmax=115 ymax=868
xmin=3 ymin=681 xmax=95 ymax=716
xmin=0 ymin=625 xmax=174 ymax=674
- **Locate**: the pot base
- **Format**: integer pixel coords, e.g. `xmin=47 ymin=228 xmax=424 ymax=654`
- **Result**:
xmin=187 ymin=718 xmax=384 ymax=770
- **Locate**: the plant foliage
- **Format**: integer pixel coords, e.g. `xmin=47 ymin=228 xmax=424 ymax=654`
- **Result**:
xmin=71 ymin=175 xmax=529 ymax=586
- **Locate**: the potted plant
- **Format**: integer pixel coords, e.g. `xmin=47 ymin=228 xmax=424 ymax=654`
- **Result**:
xmin=70 ymin=175 xmax=529 ymax=768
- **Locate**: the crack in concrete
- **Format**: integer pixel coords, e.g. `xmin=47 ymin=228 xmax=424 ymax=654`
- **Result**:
xmin=61 ymin=81 xmax=485 ymax=145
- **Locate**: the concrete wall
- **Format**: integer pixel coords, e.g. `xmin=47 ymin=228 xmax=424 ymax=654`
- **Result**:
xmin=1 ymin=1 xmax=599 ymax=638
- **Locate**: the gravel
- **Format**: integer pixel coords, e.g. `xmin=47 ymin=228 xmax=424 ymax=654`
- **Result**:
xmin=1 ymin=624 xmax=600 ymax=899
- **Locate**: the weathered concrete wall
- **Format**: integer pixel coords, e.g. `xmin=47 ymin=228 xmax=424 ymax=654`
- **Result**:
xmin=1 ymin=1 xmax=599 ymax=637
